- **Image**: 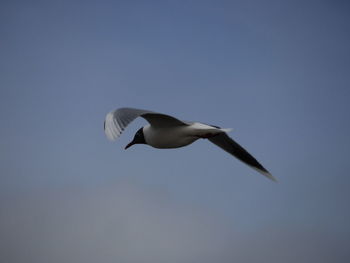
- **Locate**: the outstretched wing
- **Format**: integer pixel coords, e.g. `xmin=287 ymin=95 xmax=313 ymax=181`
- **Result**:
xmin=104 ymin=107 xmax=189 ymax=141
xmin=208 ymin=133 xmax=276 ymax=181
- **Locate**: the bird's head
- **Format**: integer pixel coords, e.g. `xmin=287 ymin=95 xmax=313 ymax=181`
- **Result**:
xmin=125 ymin=127 xmax=146 ymax=149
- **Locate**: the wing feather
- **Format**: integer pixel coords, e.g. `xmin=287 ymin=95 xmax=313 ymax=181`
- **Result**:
xmin=104 ymin=107 xmax=188 ymax=141
xmin=208 ymin=133 xmax=276 ymax=181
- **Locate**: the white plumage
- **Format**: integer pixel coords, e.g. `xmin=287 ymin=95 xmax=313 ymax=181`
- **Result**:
xmin=104 ymin=107 xmax=276 ymax=181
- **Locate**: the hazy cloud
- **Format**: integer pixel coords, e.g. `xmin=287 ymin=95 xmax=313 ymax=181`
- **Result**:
xmin=0 ymin=181 xmax=233 ymax=263
xmin=1 ymin=180 xmax=349 ymax=263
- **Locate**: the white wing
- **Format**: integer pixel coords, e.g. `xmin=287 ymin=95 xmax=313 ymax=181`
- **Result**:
xmin=104 ymin=107 xmax=189 ymax=141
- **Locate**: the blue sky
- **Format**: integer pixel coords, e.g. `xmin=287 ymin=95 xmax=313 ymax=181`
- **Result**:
xmin=1 ymin=1 xmax=350 ymax=262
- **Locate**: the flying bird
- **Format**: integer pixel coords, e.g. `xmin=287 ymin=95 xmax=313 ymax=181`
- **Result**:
xmin=104 ymin=107 xmax=276 ymax=181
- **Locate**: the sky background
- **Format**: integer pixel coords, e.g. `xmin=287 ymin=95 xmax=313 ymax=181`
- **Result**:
xmin=1 ymin=0 xmax=350 ymax=262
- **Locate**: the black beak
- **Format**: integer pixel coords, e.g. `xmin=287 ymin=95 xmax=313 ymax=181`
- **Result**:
xmin=124 ymin=140 xmax=135 ymax=150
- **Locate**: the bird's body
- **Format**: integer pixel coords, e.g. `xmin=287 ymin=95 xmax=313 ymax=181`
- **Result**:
xmin=104 ymin=107 xmax=276 ymax=181
xmin=143 ymin=123 xmax=228 ymax=149
xmin=143 ymin=124 xmax=196 ymax=148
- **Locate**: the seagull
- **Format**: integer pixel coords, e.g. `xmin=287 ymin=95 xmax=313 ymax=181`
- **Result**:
xmin=104 ymin=107 xmax=276 ymax=181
